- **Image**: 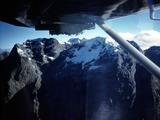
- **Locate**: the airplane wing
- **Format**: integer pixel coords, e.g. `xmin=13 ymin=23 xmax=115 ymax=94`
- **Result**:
xmin=0 ymin=0 xmax=159 ymax=34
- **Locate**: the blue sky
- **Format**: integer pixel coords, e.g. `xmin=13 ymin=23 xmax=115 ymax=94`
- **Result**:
xmin=106 ymin=8 xmax=160 ymax=33
xmin=0 ymin=8 xmax=160 ymax=49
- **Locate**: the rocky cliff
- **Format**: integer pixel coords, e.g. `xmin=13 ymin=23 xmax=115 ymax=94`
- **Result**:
xmin=0 ymin=37 xmax=160 ymax=120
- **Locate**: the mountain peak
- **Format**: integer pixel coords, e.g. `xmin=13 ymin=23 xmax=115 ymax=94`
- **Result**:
xmin=65 ymin=37 xmax=115 ymax=69
xmin=10 ymin=38 xmax=64 ymax=63
xmin=1 ymin=37 xmax=160 ymax=120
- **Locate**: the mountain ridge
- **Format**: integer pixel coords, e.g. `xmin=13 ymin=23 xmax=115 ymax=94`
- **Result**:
xmin=0 ymin=37 xmax=160 ymax=120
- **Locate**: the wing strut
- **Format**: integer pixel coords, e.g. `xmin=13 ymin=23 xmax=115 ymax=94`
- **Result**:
xmin=98 ymin=23 xmax=160 ymax=79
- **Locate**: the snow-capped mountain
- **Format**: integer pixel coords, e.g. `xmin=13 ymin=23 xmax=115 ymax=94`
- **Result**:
xmin=0 ymin=37 xmax=160 ymax=120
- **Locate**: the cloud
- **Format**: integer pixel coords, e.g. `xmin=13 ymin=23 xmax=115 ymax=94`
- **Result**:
xmin=118 ymin=32 xmax=135 ymax=40
xmin=116 ymin=30 xmax=160 ymax=50
xmin=134 ymin=30 xmax=160 ymax=50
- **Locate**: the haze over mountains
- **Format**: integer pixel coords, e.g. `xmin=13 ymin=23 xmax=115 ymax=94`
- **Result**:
xmin=0 ymin=48 xmax=10 ymax=61
xmin=0 ymin=37 xmax=160 ymax=120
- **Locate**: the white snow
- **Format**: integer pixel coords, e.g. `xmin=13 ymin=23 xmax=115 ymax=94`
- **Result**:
xmin=48 ymin=56 xmax=55 ymax=61
xmin=17 ymin=48 xmax=26 ymax=57
xmin=17 ymin=48 xmax=23 ymax=54
xmin=42 ymin=55 xmax=55 ymax=63
xmin=22 ymin=44 xmax=27 ymax=47
xmin=89 ymin=65 xmax=101 ymax=70
xmin=114 ymin=48 xmax=119 ymax=52
xmin=40 ymin=42 xmax=44 ymax=46
xmin=65 ymin=38 xmax=105 ymax=68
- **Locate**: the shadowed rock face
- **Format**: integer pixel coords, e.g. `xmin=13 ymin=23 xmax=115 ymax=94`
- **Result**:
xmin=0 ymin=37 xmax=160 ymax=120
